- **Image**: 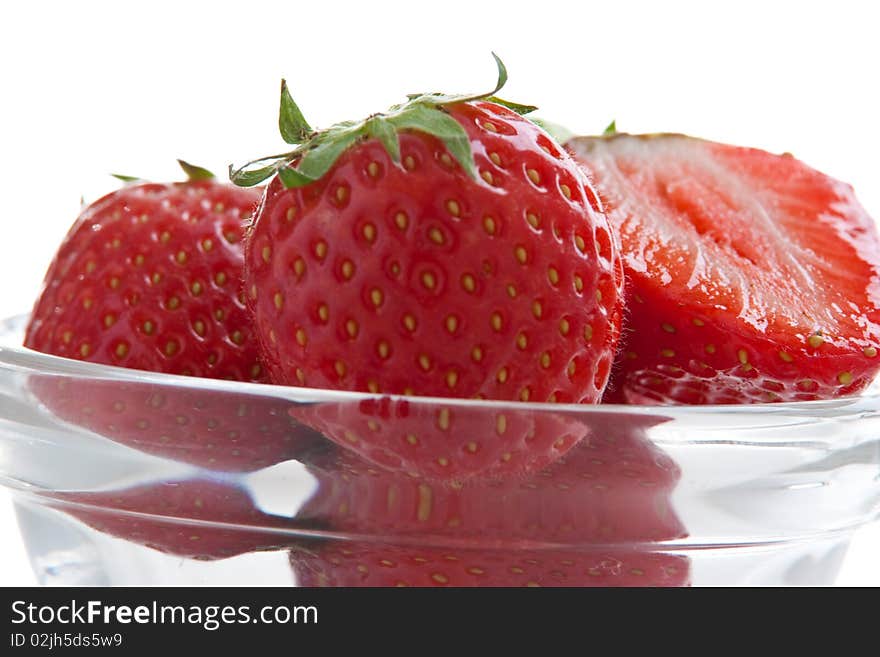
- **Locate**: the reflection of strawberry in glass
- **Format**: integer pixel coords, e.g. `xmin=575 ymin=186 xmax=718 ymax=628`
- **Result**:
xmin=291 ymin=415 xmax=691 ymax=587
xmin=30 ymin=374 xmax=327 ymax=472
xmin=290 ymin=396 xmax=588 ymax=482
xmin=44 ymin=478 xmax=293 ymax=561
xmin=568 ymin=133 xmax=880 ymax=405
xmin=292 ymin=543 xmax=689 ymax=588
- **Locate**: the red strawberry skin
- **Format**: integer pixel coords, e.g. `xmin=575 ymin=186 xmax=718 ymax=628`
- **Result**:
xmin=289 ymin=395 xmax=587 ymax=481
xmin=297 ymin=416 xmax=686 ymax=545
xmin=21 ymin=177 xmax=323 ymax=471
xmin=567 ymin=134 xmax=880 ymax=404
xmin=246 ymin=100 xmax=622 ymax=405
xmin=291 ymin=543 xmax=690 ymax=587
xmin=25 ymin=179 xmax=264 ymax=381
xmin=44 ymin=478 xmax=292 ymax=561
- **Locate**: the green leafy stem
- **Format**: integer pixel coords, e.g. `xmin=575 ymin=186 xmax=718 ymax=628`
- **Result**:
xmin=229 ymin=53 xmax=537 ymax=189
xmin=112 ymin=160 xmax=216 ymax=184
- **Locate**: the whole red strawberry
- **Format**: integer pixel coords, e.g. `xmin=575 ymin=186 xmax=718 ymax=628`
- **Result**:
xmin=25 ymin=161 xmax=264 ymax=381
xmin=237 ymin=56 xmax=623 ymax=409
xmin=23 ymin=163 xmax=322 ymax=471
xmin=568 ymin=133 xmax=880 ymax=404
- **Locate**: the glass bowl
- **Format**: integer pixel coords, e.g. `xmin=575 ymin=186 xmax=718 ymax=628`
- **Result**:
xmin=1 ymin=312 xmax=879 ymax=586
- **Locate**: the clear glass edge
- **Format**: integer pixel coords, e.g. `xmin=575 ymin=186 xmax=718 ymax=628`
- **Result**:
xmin=9 ymin=484 xmax=876 ymax=551
xmin=4 ymin=312 xmax=880 ymax=552
xmin=4 ymin=312 xmax=880 ymax=421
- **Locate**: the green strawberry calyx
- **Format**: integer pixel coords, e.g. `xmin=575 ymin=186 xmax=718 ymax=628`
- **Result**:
xmin=229 ymin=53 xmax=537 ymax=189
xmin=176 ymin=159 xmax=216 ymax=181
xmin=111 ymin=160 xmax=216 ymax=185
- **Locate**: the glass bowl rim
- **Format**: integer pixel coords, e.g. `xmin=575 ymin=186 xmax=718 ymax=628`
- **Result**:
xmin=4 ymin=312 xmax=879 ymax=420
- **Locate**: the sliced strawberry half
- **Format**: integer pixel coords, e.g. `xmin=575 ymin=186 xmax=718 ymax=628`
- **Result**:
xmin=291 ymin=543 xmax=690 ymax=587
xmin=567 ymin=134 xmax=880 ymax=404
xmin=290 ymin=396 xmax=588 ymax=481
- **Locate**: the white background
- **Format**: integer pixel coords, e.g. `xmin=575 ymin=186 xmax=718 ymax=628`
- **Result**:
xmin=1 ymin=0 xmax=879 ymax=585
